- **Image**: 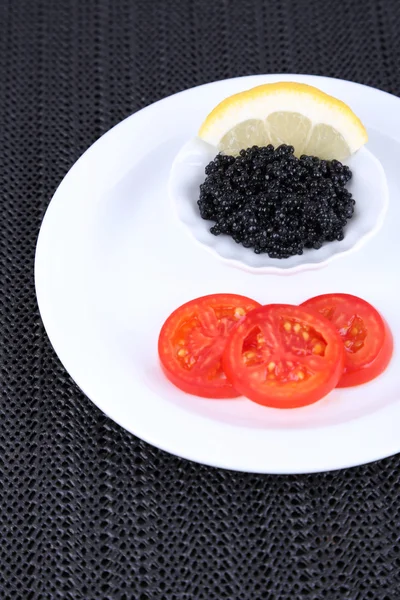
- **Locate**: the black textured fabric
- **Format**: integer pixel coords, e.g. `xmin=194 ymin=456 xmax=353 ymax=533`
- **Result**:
xmin=1 ymin=0 xmax=400 ymax=598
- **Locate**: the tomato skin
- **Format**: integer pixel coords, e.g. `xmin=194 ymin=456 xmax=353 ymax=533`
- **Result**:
xmin=159 ymin=361 xmax=238 ymax=398
xmin=222 ymin=304 xmax=345 ymax=408
xmin=301 ymin=293 xmax=393 ymax=387
xmin=158 ymin=294 xmax=261 ymax=398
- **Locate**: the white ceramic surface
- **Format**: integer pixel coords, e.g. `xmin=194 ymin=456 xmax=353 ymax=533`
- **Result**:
xmin=169 ymin=138 xmax=388 ymax=274
xmin=35 ymin=74 xmax=400 ymax=474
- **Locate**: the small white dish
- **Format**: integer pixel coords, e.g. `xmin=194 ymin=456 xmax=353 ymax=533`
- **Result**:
xmin=35 ymin=73 xmax=400 ymax=474
xmin=169 ymin=137 xmax=388 ymax=275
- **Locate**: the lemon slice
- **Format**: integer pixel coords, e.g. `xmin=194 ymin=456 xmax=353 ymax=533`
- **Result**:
xmin=198 ymin=82 xmax=368 ymax=160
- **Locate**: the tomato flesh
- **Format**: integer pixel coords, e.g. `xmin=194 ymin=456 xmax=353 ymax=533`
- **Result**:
xmin=301 ymin=293 xmax=393 ymax=387
xmin=222 ymin=304 xmax=345 ymax=408
xmin=158 ymin=294 xmax=261 ymax=398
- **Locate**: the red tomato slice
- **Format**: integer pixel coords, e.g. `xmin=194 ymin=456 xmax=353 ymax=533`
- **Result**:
xmin=222 ymin=304 xmax=345 ymax=408
xmin=158 ymin=294 xmax=261 ymax=398
xmin=301 ymin=293 xmax=393 ymax=387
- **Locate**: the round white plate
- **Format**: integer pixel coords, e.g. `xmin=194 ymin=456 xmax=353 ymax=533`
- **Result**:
xmin=35 ymin=74 xmax=400 ymax=474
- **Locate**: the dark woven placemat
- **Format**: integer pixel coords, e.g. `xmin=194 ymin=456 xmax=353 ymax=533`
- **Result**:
xmin=1 ymin=0 xmax=400 ymax=598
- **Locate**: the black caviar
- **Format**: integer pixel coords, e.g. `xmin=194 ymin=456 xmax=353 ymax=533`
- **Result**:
xmin=197 ymin=144 xmax=354 ymax=258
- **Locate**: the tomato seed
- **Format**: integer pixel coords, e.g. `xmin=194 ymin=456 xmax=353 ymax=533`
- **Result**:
xmin=313 ymin=343 xmax=323 ymax=355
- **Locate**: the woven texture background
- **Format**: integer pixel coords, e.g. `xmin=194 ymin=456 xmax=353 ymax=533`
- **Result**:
xmin=1 ymin=0 xmax=400 ymax=598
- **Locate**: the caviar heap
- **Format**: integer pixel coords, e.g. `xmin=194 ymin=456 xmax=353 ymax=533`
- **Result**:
xmin=197 ymin=144 xmax=355 ymax=259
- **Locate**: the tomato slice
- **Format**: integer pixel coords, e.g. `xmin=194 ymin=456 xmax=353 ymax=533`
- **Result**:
xmin=222 ymin=304 xmax=345 ymax=408
xmin=301 ymin=293 xmax=393 ymax=387
xmin=158 ymin=294 xmax=261 ymax=398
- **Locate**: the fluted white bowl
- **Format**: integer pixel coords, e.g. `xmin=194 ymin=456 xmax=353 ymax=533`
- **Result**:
xmin=169 ymin=137 xmax=388 ymax=275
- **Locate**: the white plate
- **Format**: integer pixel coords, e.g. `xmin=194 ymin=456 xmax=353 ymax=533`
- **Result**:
xmin=35 ymin=74 xmax=400 ymax=474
